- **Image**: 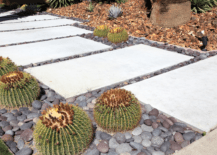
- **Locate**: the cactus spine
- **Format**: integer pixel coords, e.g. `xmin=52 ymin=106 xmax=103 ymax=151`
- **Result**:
xmin=94 ymin=88 xmax=141 ymax=132
xmin=33 ymin=102 xmax=93 ymax=155
xmin=107 ymin=27 xmax=128 ymax=44
xmin=0 ymin=57 xmax=18 ymax=77
xmin=0 ymin=71 xmax=40 ymax=109
xmin=93 ymin=25 xmax=110 ymax=38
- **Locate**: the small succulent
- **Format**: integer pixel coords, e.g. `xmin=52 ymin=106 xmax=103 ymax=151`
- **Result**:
xmin=49 ymin=0 xmax=74 ymax=8
xmin=20 ymin=4 xmax=28 ymax=10
xmin=33 ymin=102 xmax=93 ymax=155
xmin=86 ymin=2 xmax=95 ymax=12
xmin=190 ymin=0 xmax=216 ymax=13
xmin=107 ymin=27 xmax=128 ymax=43
xmin=93 ymin=25 xmax=110 ymax=38
xmin=94 ymin=88 xmax=142 ymax=132
xmin=20 ymin=3 xmax=41 ymax=15
xmin=0 ymin=57 xmax=18 ymax=77
xmin=108 ymin=5 xmax=123 ymax=19
xmin=0 ymin=71 xmax=40 ymax=109
xmin=0 ymin=3 xmax=5 ymax=8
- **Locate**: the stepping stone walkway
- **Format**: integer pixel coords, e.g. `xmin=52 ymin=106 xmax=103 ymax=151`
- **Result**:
xmin=123 ymin=55 xmax=217 ymax=133
xmin=25 ymin=44 xmax=192 ymax=98
xmin=0 ymin=36 xmax=112 ymax=66
xmin=0 ymin=18 xmax=79 ymax=31
xmin=0 ymin=14 xmax=61 ymax=23
xmin=0 ymin=26 xmax=92 ymax=46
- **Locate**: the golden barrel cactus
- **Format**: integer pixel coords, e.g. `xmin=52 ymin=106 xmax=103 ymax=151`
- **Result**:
xmin=0 ymin=57 xmax=18 ymax=77
xmin=0 ymin=71 xmax=40 ymax=109
xmin=107 ymin=27 xmax=128 ymax=44
xmin=93 ymin=88 xmax=142 ymax=132
xmin=93 ymin=25 xmax=110 ymax=38
xmin=33 ymin=102 xmax=93 ymax=155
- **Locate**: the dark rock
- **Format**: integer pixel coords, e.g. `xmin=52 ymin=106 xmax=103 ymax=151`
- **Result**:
xmin=183 ymin=132 xmax=196 ymax=141
xmin=20 ymin=122 xmax=33 ymax=130
xmin=21 ymin=110 xmax=31 ymax=116
xmin=10 ymin=120 xmax=19 ymax=127
xmin=17 ymin=115 xmax=27 ymax=122
xmin=2 ymin=113 xmax=14 ymax=118
xmin=174 ymin=122 xmax=187 ymax=128
xmin=160 ymin=141 xmax=170 ymax=152
xmin=32 ymin=100 xmax=42 ymax=110
xmin=0 ymin=121 xmax=10 ymax=128
xmin=170 ymin=141 xmax=182 ymax=151
xmin=165 ymin=149 xmax=175 ymax=155
xmin=125 ymin=138 xmax=134 ymax=143
xmin=0 ymin=116 xmax=7 ymax=121
xmin=52 ymin=98 xmax=60 ymax=105
xmin=152 ymin=128 xmax=162 ymax=136
xmin=17 ymin=139 xmax=25 ymax=150
xmin=0 ymin=127 xmax=4 ymax=136
xmin=27 ymin=113 xmax=40 ymax=119
xmin=15 ymin=147 xmax=33 ymax=155
xmin=20 ymin=129 xmax=33 ymax=142
xmin=148 ymin=108 xmax=159 ymax=117
xmin=1 ymin=134 xmax=14 ymax=141
xmin=114 ymin=132 xmax=126 ymax=143
xmin=12 ymin=126 xmax=20 ymax=132
xmin=141 ymin=131 xmax=152 ymax=140
xmin=172 ymin=125 xmax=184 ymax=133
xmin=40 ymin=95 xmax=47 ymax=101
xmin=151 ymin=136 xmax=164 ymax=148
xmin=97 ymin=140 xmax=109 ymax=153
xmin=0 ymin=108 xmax=7 ymax=114
xmin=5 ymin=130 xmax=14 ymax=136
xmin=162 ymin=120 xmax=170 ymax=129
xmin=10 ymin=147 xmax=18 ymax=153
xmin=100 ymin=132 xmax=112 ymax=141
xmin=15 ymin=130 xmax=23 ymax=135
xmin=2 ymin=125 xmax=13 ymax=132
xmin=130 ymin=142 xmax=143 ymax=151
xmin=41 ymin=102 xmax=50 ymax=111
xmin=144 ymin=119 xmax=152 ymax=126
xmin=152 ymin=122 xmax=159 ymax=129
xmin=174 ymin=132 xmax=184 ymax=144
xmin=6 ymin=140 xmax=17 ymax=149
xmin=181 ymin=140 xmax=190 ymax=148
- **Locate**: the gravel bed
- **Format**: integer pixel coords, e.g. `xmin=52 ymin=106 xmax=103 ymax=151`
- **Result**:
xmin=0 ymin=80 xmax=206 ymax=155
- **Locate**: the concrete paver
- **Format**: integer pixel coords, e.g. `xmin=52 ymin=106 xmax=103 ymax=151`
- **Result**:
xmin=0 ymin=26 xmax=92 ymax=46
xmin=0 ymin=36 xmax=112 ymax=66
xmin=0 ymin=18 xmax=80 ymax=31
xmin=123 ymin=55 xmax=217 ymax=133
xmin=0 ymin=14 xmax=61 ymax=23
xmin=24 ymin=44 xmax=193 ymax=99
xmin=0 ymin=10 xmax=17 ymax=17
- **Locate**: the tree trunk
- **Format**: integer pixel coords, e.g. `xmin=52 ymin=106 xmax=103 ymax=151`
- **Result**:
xmin=150 ymin=0 xmax=191 ymax=28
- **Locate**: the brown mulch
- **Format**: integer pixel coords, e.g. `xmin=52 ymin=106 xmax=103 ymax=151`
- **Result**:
xmin=45 ymin=0 xmax=217 ymax=51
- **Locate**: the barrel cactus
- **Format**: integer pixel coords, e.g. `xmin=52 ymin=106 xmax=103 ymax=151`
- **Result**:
xmin=0 ymin=71 xmax=40 ymax=109
xmin=93 ymin=88 xmax=142 ymax=132
xmin=0 ymin=57 xmax=18 ymax=77
xmin=107 ymin=27 xmax=128 ymax=44
xmin=93 ymin=25 xmax=110 ymax=38
xmin=33 ymin=102 xmax=93 ymax=155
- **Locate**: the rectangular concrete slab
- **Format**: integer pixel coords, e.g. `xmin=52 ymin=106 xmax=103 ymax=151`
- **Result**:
xmin=0 ymin=15 xmax=61 ymax=24
xmin=25 ymin=44 xmax=193 ymax=99
xmin=0 ymin=10 xmax=17 ymax=17
xmin=0 ymin=36 xmax=112 ymax=66
xmin=123 ymin=55 xmax=217 ymax=133
xmin=0 ymin=18 xmax=80 ymax=31
xmin=0 ymin=26 xmax=92 ymax=46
